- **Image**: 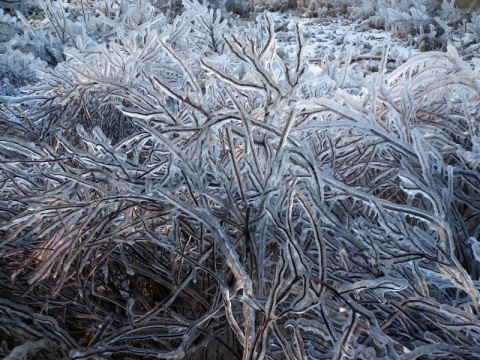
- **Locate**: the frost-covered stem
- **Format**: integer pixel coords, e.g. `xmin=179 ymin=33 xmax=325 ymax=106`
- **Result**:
xmin=259 ymin=13 xmax=276 ymax=61
xmin=440 ymin=259 xmax=480 ymax=313
xmin=297 ymin=192 xmax=327 ymax=293
xmin=333 ymin=312 xmax=358 ymax=360
xmin=399 ymin=343 xmax=479 ymax=360
xmin=226 ymin=126 xmax=247 ymax=203
xmin=222 ymin=288 xmax=246 ymax=344
xmin=242 ymin=304 xmax=256 ymax=360
xmin=223 ymin=34 xmax=286 ymax=98
xmin=226 ymin=87 xmax=264 ymax=183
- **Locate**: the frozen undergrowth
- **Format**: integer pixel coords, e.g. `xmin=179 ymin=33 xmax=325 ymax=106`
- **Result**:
xmin=1 ymin=0 xmax=480 ymax=359
xmin=272 ymin=12 xmax=419 ymax=64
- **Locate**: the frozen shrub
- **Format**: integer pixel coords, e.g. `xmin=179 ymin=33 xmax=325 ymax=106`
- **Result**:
xmin=355 ymin=0 xmax=480 ymax=50
xmin=295 ymin=0 xmax=350 ymax=18
xmin=1 ymin=0 xmax=480 ymax=359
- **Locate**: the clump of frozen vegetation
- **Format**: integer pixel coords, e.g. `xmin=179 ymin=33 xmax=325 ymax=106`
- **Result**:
xmin=1 ymin=0 xmax=480 ymax=359
xmin=351 ymin=0 xmax=480 ymax=54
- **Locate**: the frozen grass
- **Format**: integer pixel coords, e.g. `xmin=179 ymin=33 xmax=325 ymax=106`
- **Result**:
xmin=1 ymin=0 xmax=480 ymax=359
